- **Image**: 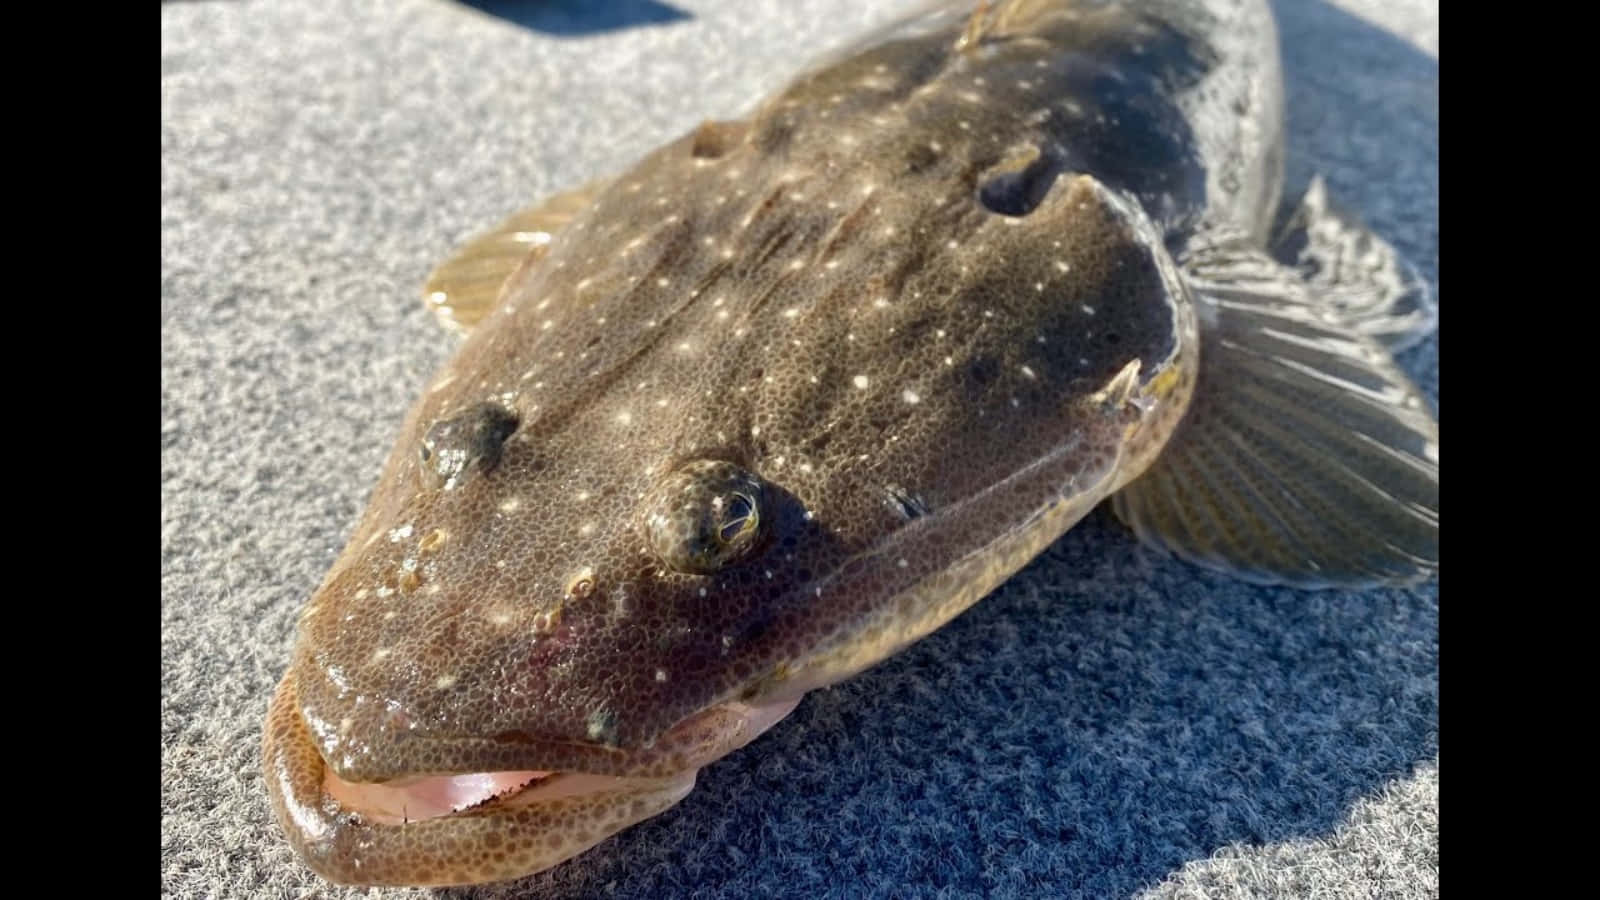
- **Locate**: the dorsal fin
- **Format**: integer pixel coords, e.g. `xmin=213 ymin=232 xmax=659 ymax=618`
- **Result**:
xmin=420 ymin=179 xmax=609 ymax=334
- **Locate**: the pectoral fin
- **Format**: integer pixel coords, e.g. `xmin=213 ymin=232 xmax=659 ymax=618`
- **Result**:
xmin=1111 ymin=220 xmax=1438 ymax=588
xmin=421 ymin=179 xmax=609 ymax=334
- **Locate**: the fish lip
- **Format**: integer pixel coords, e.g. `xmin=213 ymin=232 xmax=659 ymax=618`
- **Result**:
xmin=264 ymin=671 xmax=796 ymax=886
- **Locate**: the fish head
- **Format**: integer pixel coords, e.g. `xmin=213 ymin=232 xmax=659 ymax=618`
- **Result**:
xmin=267 ymin=11 xmax=1201 ymax=887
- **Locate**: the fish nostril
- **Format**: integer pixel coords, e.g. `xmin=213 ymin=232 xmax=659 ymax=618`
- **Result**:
xmin=904 ymin=143 xmax=939 ymax=175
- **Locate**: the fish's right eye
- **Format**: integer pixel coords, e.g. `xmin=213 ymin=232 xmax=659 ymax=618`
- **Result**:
xmin=642 ymin=460 xmax=771 ymax=575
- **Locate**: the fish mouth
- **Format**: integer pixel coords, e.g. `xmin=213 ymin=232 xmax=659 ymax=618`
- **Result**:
xmin=263 ymin=672 xmax=799 ymax=887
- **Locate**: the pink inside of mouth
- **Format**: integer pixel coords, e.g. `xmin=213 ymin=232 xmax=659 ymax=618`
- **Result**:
xmin=324 ymin=769 xmax=556 ymax=823
xmin=320 ymin=696 xmax=802 ymax=825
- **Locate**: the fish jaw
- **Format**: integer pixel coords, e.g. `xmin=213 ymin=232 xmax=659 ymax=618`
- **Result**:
xmin=263 ymin=672 xmax=799 ymax=886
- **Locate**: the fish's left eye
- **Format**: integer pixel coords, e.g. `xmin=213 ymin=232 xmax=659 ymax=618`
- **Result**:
xmin=642 ymin=460 xmax=770 ymax=575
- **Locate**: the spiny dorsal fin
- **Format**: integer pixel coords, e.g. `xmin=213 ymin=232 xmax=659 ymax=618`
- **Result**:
xmin=956 ymin=0 xmax=1044 ymax=53
xmin=420 ymin=179 xmax=609 ymax=334
xmin=1112 ymin=225 xmax=1438 ymax=589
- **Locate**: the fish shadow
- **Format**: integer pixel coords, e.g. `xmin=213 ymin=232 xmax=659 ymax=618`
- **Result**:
xmin=458 ymin=0 xmax=692 ymax=36
xmin=440 ymin=1 xmax=1437 ymax=897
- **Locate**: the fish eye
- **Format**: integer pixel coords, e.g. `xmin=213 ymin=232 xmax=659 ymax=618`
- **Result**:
xmin=642 ymin=460 xmax=770 ymax=575
xmin=418 ymin=401 xmax=520 ymax=490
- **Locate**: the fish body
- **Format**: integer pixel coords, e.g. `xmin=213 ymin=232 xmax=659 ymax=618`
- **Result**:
xmin=265 ymin=0 xmax=1437 ymax=886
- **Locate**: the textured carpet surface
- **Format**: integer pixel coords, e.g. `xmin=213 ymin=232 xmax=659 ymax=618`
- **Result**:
xmin=161 ymin=1 xmax=1438 ymax=897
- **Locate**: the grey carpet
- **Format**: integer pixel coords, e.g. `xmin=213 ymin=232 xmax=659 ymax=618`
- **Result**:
xmin=161 ymin=1 xmax=1439 ymax=897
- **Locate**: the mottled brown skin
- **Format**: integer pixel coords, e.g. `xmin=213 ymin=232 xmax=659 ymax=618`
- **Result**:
xmin=267 ymin=0 xmax=1280 ymax=886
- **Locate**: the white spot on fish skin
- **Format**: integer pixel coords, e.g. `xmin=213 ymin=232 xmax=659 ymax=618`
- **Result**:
xmin=902 ymin=389 xmax=921 ymax=404
xmin=579 ymin=523 xmax=596 ymax=537
xmin=655 ymin=669 xmax=669 ymax=682
xmin=657 ymin=277 xmax=671 ymax=287
xmin=435 ymin=674 xmax=458 ymax=690
xmin=541 ymin=320 xmax=554 ymax=331
xmin=1034 ymin=282 xmax=1045 ymax=292
xmin=576 ymin=491 xmax=592 ymax=502
xmin=353 ymin=588 xmax=369 ymax=601
xmin=874 ymin=297 xmax=890 ymax=309
xmin=1081 ymin=304 xmax=1096 ymax=316
xmin=897 ymin=559 xmax=908 ymax=568
xmin=1055 ymin=260 xmax=1071 ymax=272
xmin=371 ymin=648 xmax=391 ymax=662
xmin=499 ymin=497 xmax=522 ymax=513
xmin=784 ymin=307 xmax=800 ymax=319
xmin=616 ymin=410 xmax=634 ymax=426
xmin=1020 ymin=365 xmax=1037 ymax=379
xmin=853 ymin=374 xmax=870 ymax=390
xmin=388 ymin=524 xmax=414 ymax=543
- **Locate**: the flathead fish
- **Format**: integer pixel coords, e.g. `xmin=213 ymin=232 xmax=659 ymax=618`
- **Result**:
xmin=264 ymin=0 xmax=1439 ymax=886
